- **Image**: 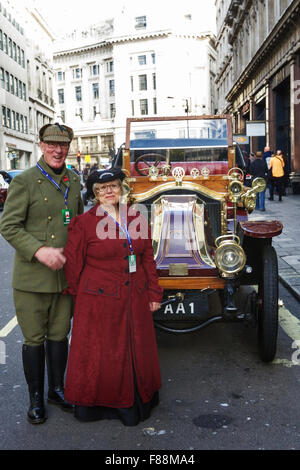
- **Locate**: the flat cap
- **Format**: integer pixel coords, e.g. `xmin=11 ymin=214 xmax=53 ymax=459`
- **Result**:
xmin=39 ymin=122 xmax=74 ymax=143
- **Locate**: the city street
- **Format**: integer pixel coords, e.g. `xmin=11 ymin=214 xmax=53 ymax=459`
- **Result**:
xmin=0 ymin=197 xmax=300 ymax=451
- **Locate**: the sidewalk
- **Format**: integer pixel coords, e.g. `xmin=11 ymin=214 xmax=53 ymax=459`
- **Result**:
xmin=249 ymin=190 xmax=300 ymax=302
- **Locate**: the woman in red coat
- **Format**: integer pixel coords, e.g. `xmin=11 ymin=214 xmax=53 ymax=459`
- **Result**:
xmin=63 ymin=168 xmax=163 ymax=426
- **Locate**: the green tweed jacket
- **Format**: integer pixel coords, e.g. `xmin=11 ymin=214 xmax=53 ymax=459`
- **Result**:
xmin=0 ymin=157 xmax=84 ymax=293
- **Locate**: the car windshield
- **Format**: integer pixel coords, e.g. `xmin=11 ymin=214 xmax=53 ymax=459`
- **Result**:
xmin=128 ymin=118 xmax=233 ymax=175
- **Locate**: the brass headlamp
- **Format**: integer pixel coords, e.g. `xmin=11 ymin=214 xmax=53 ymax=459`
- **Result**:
xmin=214 ymin=234 xmax=246 ymax=277
xmin=228 ymin=167 xmax=244 ymax=203
xmin=242 ymin=177 xmax=267 ymax=213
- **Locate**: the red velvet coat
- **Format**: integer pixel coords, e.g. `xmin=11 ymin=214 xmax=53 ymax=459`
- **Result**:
xmin=63 ymin=204 xmax=163 ymax=408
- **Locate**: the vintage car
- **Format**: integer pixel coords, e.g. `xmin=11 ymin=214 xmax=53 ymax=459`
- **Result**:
xmin=113 ymin=115 xmax=283 ymax=362
xmin=0 ymin=171 xmax=10 ymax=210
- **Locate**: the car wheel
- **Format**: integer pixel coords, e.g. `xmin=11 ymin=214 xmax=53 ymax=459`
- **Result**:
xmin=257 ymin=245 xmax=278 ymax=362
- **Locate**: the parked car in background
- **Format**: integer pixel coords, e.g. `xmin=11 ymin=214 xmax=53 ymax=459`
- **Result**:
xmin=113 ymin=115 xmax=283 ymax=362
xmin=0 ymin=171 xmax=11 ymax=210
xmin=0 ymin=169 xmax=24 ymax=210
xmin=7 ymin=169 xmax=23 ymax=179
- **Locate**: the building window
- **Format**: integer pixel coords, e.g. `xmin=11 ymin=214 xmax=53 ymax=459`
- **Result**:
xmin=75 ymin=86 xmax=82 ymax=101
xmin=107 ymin=60 xmax=114 ymax=72
xmin=90 ymin=64 xmax=99 ymax=76
xmin=7 ymin=108 xmax=11 ymax=128
xmin=21 ymin=49 xmax=25 ymax=68
xmin=135 ymin=16 xmax=147 ymax=29
xmin=110 ymin=103 xmax=116 ymax=118
xmin=138 ymin=55 xmax=147 ymax=65
xmin=140 ymin=99 xmax=148 ymax=115
xmin=1 ymin=68 xmax=4 ymax=88
xmin=23 ymin=83 xmax=26 ymax=101
xmin=72 ymin=68 xmax=82 ymax=79
xmin=131 ymin=100 xmax=134 ymax=116
xmin=57 ymin=71 xmax=65 ymax=81
xmin=13 ymin=42 xmax=16 ymax=61
xmin=139 ymin=74 xmax=147 ymax=91
xmin=8 ymin=38 xmax=12 ymax=57
xmin=153 ymin=98 xmax=157 ymax=115
xmin=15 ymin=77 xmax=18 ymax=96
xmin=2 ymin=106 xmax=7 ymax=127
xmin=16 ymin=113 xmax=20 ymax=131
xmin=75 ymin=108 xmax=83 ymax=119
xmin=130 ymin=76 xmax=134 ymax=92
xmin=93 ymin=83 xmax=99 ymax=99
xmin=19 ymin=80 xmax=22 ymax=99
xmin=12 ymin=110 xmax=16 ymax=129
xmin=4 ymin=34 xmax=8 ymax=54
xmin=10 ymin=74 xmax=14 ymax=94
xmin=61 ymin=110 xmax=65 ymax=122
xmin=109 ymin=79 xmax=115 ymax=96
xmin=58 ymin=88 xmax=64 ymax=104
xmin=5 ymin=71 xmax=9 ymax=91
xmin=0 ymin=30 xmax=3 ymax=50
xmin=151 ymin=53 xmax=156 ymax=64
xmin=152 ymin=73 xmax=156 ymax=90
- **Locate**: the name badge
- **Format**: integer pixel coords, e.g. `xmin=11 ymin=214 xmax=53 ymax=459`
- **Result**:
xmin=62 ymin=209 xmax=72 ymax=226
xmin=129 ymin=254 xmax=137 ymax=273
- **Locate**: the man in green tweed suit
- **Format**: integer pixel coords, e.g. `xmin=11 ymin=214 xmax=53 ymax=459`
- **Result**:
xmin=0 ymin=123 xmax=84 ymax=424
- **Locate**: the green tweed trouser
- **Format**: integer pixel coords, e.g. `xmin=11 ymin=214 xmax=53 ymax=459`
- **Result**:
xmin=13 ymin=290 xmax=73 ymax=346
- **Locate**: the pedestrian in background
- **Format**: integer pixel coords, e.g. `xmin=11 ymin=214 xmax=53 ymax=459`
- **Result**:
xmin=62 ymin=168 xmax=163 ymax=426
xmin=269 ymin=149 xmax=285 ymax=202
xmin=263 ymin=146 xmax=273 ymax=199
xmin=82 ymin=164 xmax=90 ymax=183
xmin=0 ymin=123 xmax=84 ymax=424
xmin=250 ymin=151 xmax=268 ymax=211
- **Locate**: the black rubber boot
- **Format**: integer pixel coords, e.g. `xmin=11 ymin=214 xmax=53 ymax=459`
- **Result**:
xmin=46 ymin=339 xmax=73 ymax=412
xmin=22 ymin=344 xmax=47 ymax=424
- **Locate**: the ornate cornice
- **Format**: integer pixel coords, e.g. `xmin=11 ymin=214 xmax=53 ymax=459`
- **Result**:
xmin=53 ymin=30 xmax=215 ymax=58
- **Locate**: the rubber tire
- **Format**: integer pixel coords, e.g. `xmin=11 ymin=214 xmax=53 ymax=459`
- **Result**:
xmin=257 ymin=245 xmax=278 ymax=362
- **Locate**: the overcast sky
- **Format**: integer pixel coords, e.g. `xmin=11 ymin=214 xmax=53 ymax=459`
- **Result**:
xmin=14 ymin=0 xmax=216 ymax=36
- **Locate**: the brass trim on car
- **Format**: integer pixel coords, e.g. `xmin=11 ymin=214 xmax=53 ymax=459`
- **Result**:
xmin=132 ymin=181 xmax=227 ymax=203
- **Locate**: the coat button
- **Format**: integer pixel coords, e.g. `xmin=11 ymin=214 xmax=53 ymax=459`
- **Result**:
xmin=51 ymin=234 xmax=56 ymax=239
xmin=124 ymin=255 xmax=128 ymax=260
xmin=98 ymin=288 xmax=103 ymax=294
xmin=123 ymin=242 xmax=127 ymax=248
xmin=125 ymin=268 xmax=129 ymax=273
xmin=44 ymin=197 xmax=48 ymax=202
xmin=125 ymin=281 xmax=129 ymax=286
xmin=48 ymin=216 xmax=52 ymax=221
xmin=38 ymin=179 xmax=42 ymax=184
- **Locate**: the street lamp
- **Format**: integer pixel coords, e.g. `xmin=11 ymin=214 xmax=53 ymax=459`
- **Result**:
xmin=184 ymin=99 xmax=190 ymax=138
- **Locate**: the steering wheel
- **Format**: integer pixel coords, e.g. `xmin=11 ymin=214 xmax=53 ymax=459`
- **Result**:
xmin=134 ymin=153 xmax=168 ymax=176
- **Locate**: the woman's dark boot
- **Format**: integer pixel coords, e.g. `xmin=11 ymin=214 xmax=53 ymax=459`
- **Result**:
xmin=22 ymin=344 xmax=47 ymax=424
xmin=46 ymin=339 xmax=73 ymax=412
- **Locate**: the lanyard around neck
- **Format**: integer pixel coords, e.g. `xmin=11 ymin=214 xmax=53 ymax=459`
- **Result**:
xmin=104 ymin=211 xmax=134 ymax=254
xmin=36 ymin=163 xmax=69 ymax=209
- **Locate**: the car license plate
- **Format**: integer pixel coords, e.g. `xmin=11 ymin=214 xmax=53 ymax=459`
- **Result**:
xmin=154 ymin=292 xmax=210 ymax=322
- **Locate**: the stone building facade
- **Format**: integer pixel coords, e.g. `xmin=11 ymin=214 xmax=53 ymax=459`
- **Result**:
xmin=215 ymin=0 xmax=300 ymax=191
xmin=0 ymin=0 xmax=55 ymax=170
xmin=52 ymin=5 xmax=216 ymax=167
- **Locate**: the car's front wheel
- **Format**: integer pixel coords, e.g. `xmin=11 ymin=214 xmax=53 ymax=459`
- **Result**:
xmin=257 ymin=244 xmax=278 ymax=362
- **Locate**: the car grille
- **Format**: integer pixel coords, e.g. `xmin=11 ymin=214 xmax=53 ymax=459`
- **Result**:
xmin=141 ymin=189 xmax=222 ymax=241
